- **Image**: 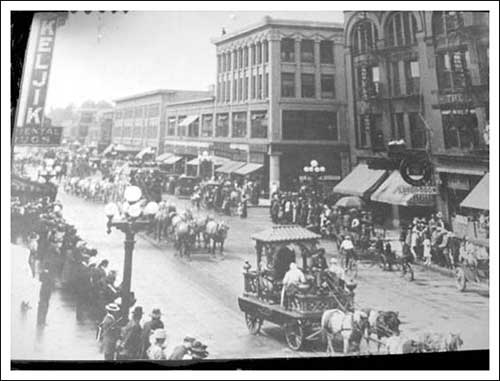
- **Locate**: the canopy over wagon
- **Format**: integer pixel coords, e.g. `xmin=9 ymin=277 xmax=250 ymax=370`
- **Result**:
xmin=238 ymin=225 xmax=355 ymax=350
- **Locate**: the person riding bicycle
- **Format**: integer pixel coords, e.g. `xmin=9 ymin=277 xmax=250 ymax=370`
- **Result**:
xmin=340 ymin=235 xmax=356 ymax=270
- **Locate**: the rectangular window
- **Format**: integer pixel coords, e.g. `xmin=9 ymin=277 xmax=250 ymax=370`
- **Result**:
xmin=244 ymin=77 xmax=248 ymax=100
xmin=441 ymin=110 xmax=479 ymax=149
xmin=150 ymin=123 xmax=158 ymax=139
xmin=250 ymin=111 xmax=268 ymax=138
xmin=320 ymin=40 xmax=334 ymax=63
xmin=389 ymin=61 xmax=401 ymax=96
xmin=233 ymin=79 xmax=237 ymax=101
xmin=114 ymin=110 xmax=122 ymax=120
xmin=134 ymin=106 xmax=144 ymax=118
xmin=264 ymin=73 xmax=269 ymax=98
xmin=124 ymin=108 xmax=133 ymax=119
xmin=281 ymin=73 xmax=295 ymax=97
xmin=282 ymin=111 xmax=338 ymax=140
xmin=238 ymin=77 xmax=242 ymax=101
xmin=256 ymin=43 xmax=262 ymax=64
xmin=408 ymin=112 xmax=427 ymax=149
xmin=227 ymin=53 xmax=232 ymax=71
xmin=148 ymin=104 xmax=160 ymax=118
xmin=391 ymin=113 xmax=405 ymax=140
xmin=281 ymin=38 xmax=295 ymax=62
xmin=263 ymin=40 xmax=269 ymax=63
xmin=321 ymin=74 xmax=335 ymax=98
xmin=188 ymin=117 xmax=199 ymax=137
xmin=167 ymin=117 xmax=176 ymax=136
xmin=257 ymin=74 xmax=262 ymax=99
xmin=201 ymin=114 xmax=213 ymax=137
xmin=395 ymin=13 xmax=403 ymax=46
xmin=436 ymin=50 xmax=470 ymax=91
xmin=238 ymin=49 xmax=242 ymax=69
xmin=370 ymin=114 xmax=385 ymax=150
xmin=251 ymin=45 xmax=256 ymax=65
xmin=244 ymin=47 xmax=249 ymax=67
xmin=232 ymin=112 xmax=247 ymax=138
xmin=215 ymin=113 xmax=229 ymax=137
xmin=226 ymin=80 xmax=230 ymax=102
xmin=301 ymin=39 xmax=314 ymax=63
xmin=177 ymin=115 xmax=187 ymax=137
xmin=405 ymin=60 xmax=420 ymax=95
xmin=251 ymin=76 xmax=256 ymax=99
xmin=301 ymin=73 xmax=315 ymax=98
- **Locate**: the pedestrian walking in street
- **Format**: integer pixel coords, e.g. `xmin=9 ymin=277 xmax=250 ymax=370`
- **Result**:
xmin=140 ymin=308 xmax=165 ymax=359
xmin=423 ymin=234 xmax=432 ymax=266
xmin=36 ymin=268 xmax=54 ymax=327
xmin=168 ymin=336 xmax=195 ymax=360
xmin=117 ymin=306 xmax=144 ymax=360
xmin=98 ymin=303 xmax=122 ymax=361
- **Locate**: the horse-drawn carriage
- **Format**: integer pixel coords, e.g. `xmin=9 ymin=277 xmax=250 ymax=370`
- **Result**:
xmin=238 ymin=225 xmax=355 ymax=351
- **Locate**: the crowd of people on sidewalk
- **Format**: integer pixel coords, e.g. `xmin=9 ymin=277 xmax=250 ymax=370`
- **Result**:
xmin=11 ymin=193 xmax=209 ymax=361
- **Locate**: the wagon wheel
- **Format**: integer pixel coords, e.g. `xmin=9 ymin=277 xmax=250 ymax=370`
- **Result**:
xmin=283 ymin=320 xmax=305 ymax=351
xmin=455 ymin=267 xmax=467 ymax=292
xmin=245 ymin=313 xmax=263 ymax=335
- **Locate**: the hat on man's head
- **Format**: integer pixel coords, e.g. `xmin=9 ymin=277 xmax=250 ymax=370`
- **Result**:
xmin=132 ymin=306 xmax=143 ymax=318
xmin=183 ymin=336 xmax=196 ymax=343
xmin=150 ymin=308 xmax=162 ymax=318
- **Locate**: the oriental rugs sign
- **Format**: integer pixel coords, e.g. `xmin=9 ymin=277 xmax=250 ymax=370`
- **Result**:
xmin=14 ymin=13 xmax=66 ymax=146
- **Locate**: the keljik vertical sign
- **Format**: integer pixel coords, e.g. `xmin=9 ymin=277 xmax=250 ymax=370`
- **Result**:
xmin=14 ymin=12 xmax=67 ymax=146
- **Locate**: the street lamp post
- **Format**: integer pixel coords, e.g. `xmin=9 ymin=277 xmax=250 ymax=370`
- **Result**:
xmin=104 ymin=185 xmax=159 ymax=319
xmin=303 ymin=160 xmax=326 ymax=196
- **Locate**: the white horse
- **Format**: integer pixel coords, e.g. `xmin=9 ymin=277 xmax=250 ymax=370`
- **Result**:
xmin=321 ymin=309 xmax=368 ymax=355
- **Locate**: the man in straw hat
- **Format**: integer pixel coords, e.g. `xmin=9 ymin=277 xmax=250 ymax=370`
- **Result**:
xmin=98 ymin=303 xmax=122 ymax=360
xmin=140 ymin=308 xmax=165 ymax=359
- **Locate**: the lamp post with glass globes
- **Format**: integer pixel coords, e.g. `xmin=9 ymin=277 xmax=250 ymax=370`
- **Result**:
xmin=104 ymin=185 xmax=159 ymax=319
xmin=303 ymin=160 xmax=326 ymax=196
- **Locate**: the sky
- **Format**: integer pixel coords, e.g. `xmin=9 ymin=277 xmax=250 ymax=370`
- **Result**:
xmin=45 ymin=11 xmax=343 ymax=110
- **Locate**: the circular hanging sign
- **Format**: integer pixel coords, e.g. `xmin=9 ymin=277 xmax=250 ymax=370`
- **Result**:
xmin=399 ymin=154 xmax=432 ymax=186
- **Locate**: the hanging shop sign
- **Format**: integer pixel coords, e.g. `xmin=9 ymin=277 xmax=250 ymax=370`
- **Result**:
xmin=14 ymin=13 xmax=67 ymax=146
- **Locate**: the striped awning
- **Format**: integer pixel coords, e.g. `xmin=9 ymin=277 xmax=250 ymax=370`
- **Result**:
xmin=186 ymin=157 xmax=200 ymax=166
xmin=215 ymin=160 xmax=245 ymax=174
xmin=333 ymin=164 xmax=387 ymax=197
xmin=136 ymin=146 xmax=154 ymax=159
xmin=212 ymin=156 xmax=231 ymax=166
xmin=162 ymin=155 xmax=183 ymax=165
xmin=252 ymin=225 xmax=321 ymax=243
xmin=435 ymin=164 xmax=487 ymax=176
xmin=371 ymin=171 xmax=437 ymax=207
xmin=460 ymin=173 xmax=489 ymax=210
xmin=156 ymin=152 xmax=173 ymax=162
xmin=179 ymin=115 xmax=199 ymax=127
xmin=234 ymin=163 xmax=263 ymax=176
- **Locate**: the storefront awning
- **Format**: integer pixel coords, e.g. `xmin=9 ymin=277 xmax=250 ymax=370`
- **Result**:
xmin=102 ymin=144 xmax=115 ymax=156
xmin=435 ymin=164 xmax=487 ymax=176
xmin=162 ymin=155 xmax=183 ymax=165
xmin=186 ymin=157 xmax=200 ymax=166
xmin=114 ymin=144 xmax=141 ymax=153
xmin=179 ymin=115 xmax=199 ymax=127
xmin=215 ymin=160 xmax=246 ymax=174
xmin=460 ymin=173 xmax=489 ymax=210
xmin=136 ymin=146 xmax=154 ymax=159
xmin=212 ymin=156 xmax=230 ymax=166
xmin=234 ymin=163 xmax=263 ymax=176
xmin=333 ymin=164 xmax=387 ymax=197
xmin=156 ymin=152 xmax=173 ymax=162
xmin=371 ymin=171 xmax=437 ymax=207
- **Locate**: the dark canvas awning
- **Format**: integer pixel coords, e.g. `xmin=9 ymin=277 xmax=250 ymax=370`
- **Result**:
xmin=371 ymin=171 xmax=437 ymax=207
xmin=252 ymin=225 xmax=321 ymax=243
xmin=460 ymin=173 xmax=489 ymax=210
xmin=333 ymin=164 xmax=387 ymax=197
xmin=233 ymin=163 xmax=263 ymax=176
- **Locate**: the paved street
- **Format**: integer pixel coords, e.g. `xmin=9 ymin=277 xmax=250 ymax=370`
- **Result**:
xmin=11 ymin=188 xmax=489 ymax=360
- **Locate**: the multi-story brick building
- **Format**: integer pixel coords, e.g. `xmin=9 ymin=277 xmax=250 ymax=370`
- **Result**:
xmin=162 ymin=17 xmax=349 ymax=195
xmin=338 ymin=11 xmax=489 ymax=226
xmin=86 ymin=109 xmax=114 ymax=153
xmin=111 ymin=89 xmax=212 ymax=156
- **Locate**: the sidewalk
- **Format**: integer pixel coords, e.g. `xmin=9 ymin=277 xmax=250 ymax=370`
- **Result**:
xmin=11 ymin=244 xmax=99 ymax=360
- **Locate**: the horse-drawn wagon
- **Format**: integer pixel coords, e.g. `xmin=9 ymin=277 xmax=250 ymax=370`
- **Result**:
xmin=238 ymin=225 xmax=355 ymax=351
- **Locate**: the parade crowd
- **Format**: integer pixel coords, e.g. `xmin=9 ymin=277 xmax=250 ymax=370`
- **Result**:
xmin=11 ymin=192 xmax=209 ymax=361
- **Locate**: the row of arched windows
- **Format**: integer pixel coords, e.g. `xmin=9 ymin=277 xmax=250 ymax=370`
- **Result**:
xmin=351 ymin=11 xmax=466 ymax=55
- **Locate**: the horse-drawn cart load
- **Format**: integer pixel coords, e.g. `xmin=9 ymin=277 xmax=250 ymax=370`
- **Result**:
xmin=238 ymin=225 xmax=355 ymax=351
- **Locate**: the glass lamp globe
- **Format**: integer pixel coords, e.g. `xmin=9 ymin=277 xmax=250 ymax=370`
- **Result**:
xmin=314 ymin=166 xmax=320 ymax=173
xmin=128 ymin=202 xmax=142 ymax=218
xmin=144 ymin=201 xmax=159 ymax=216
xmin=124 ymin=186 xmax=142 ymax=203
xmin=303 ymin=166 xmax=309 ymax=172
xmin=104 ymin=202 xmax=119 ymax=218
xmin=121 ymin=202 xmax=130 ymax=215
xmin=54 ymin=165 xmax=62 ymax=173
xmin=310 ymin=160 xmax=318 ymax=167
xmin=319 ymin=166 xmax=326 ymax=173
